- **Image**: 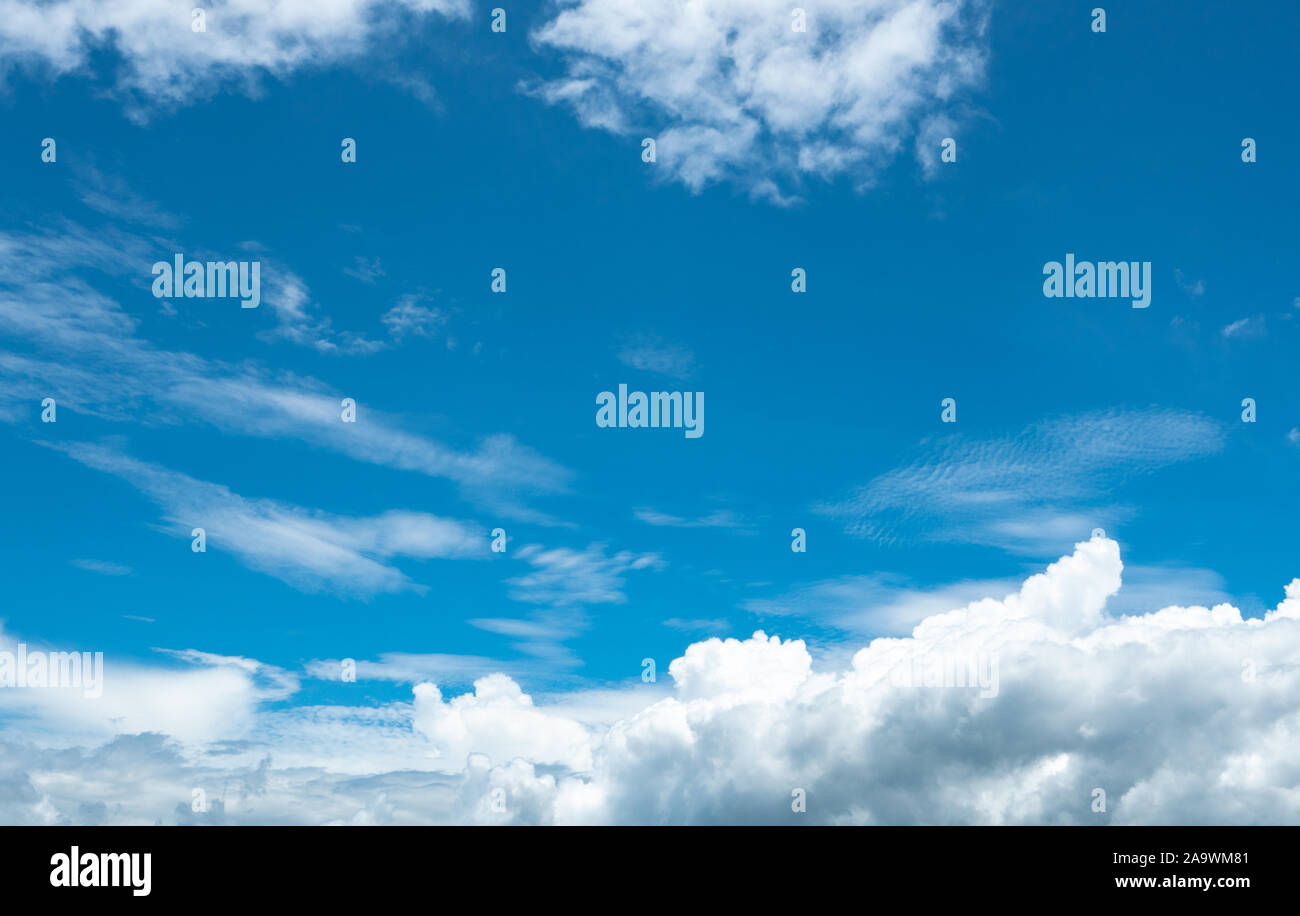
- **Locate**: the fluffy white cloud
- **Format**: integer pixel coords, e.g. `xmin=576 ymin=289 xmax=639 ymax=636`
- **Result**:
xmin=0 ymin=630 xmax=295 ymax=747
xmin=529 ymin=538 xmax=1300 ymax=824
xmin=0 ymin=0 xmax=470 ymax=117
xmin=413 ymin=675 xmax=594 ymax=771
xmin=531 ymin=0 xmax=988 ymax=198
xmin=4 ymin=537 xmax=1300 ymax=825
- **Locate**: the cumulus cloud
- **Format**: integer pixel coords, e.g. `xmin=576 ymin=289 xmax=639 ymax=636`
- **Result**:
xmin=4 ymin=537 xmax=1300 ymax=825
xmin=529 ymin=538 xmax=1300 ymax=824
xmin=413 ymin=675 xmax=594 ymax=771
xmin=531 ymin=0 xmax=989 ymax=197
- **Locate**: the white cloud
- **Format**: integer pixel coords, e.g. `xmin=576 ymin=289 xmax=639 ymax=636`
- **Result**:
xmin=534 ymin=538 xmax=1300 ymax=824
xmin=70 ymin=558 xmax=133 ymax=576
xmin=5 ymin=537 xmax=1300 ymax=825
xmin=617 ymin=335 xmax=696 ymax=378
xmin=0 ymin=0 xmax=471 ymax=119
xmin=663 ymin=617 xmax=730 ymax=634
xmin=634 ymin=507 xmax=748 ymax=530
xmin=0 ymin=222 xmax=572 ymax=517
xmin=0 ymin=628 xmax=295 ymax=747
xmin=306 ymin=652 xmax=522 ymax=685
xmin=464 ymin=543 xmax=668 ymax=666
xmin=343 ymin=256 xmax=386 ymax=285
xmin=413 ymin=675 xmax=593 ymax=771
xmin=818 ymin=408 xmax=1222 ymax=553
xmin=254 ymin=259 xmax=387 ymax=355
xmin=744 ymin=572 xmax=1024 ymax=636
xmin=466 ymin=615 xmax=588 ymax=667
xmin=506 ymin=543 xmax=664 ymax=607
xmin=382 ymin=295 xmax=448 ymax=340
xmin=531 ymin=0 xmax=988 ymax=197
xmin=1221 ymin=315 xmax=1267 ymax=339
xmin=48 ymin=441 xmax=485 ymax=596
xmin=72 ymin=165 xmax=182 ymax=229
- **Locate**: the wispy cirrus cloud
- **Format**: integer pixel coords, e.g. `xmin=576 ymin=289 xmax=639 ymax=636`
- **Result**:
xmin=382 ymin=294 xmax=448 ymax=340
xmin=45 ymin=441 xmax=486 ymax=596
xmin=463 ymin=543 xmax=667 ymax=665
xmin=467 ymin=615 xmax=588 ymax=668
xmin=1221 ymin=315 xmax=1267 ymax=339
xmin=744 ymin=573 xmax=1024 ymax=637
xmin=0 ymin=221 xmax=572 ymax=517
xmin=663 ymin=617 xmax=730 ymax=634
xmin=305 ymin=652 xmax=525 ymax=686
xmin=71 ymin=164 xmax=182 ymax=230
xmin=342 ymin=256 xmax=386 ymax=285
xmin=70 ymin=558 xmax=133 ymax=576
xmin=818 ymin=408 xmax=1223 ymax=554
xmin=505 ymin=543 xmax=663 ymax=608
xmin=616 ymin=334 xmax=696 ymax=379
xmin=633 ymin=506 xmax=749 ymax=531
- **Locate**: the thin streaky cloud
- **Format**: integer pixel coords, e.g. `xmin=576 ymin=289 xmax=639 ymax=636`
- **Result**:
xmin=0 ymin=222 xmax=573 ymax=516
xmin=45 ymin=441 xmax=486 ymax=597
xmin=634 ymin=507 xmax=750 ymax=531
xmin=71 ymin=558 xmax=133 ymax=576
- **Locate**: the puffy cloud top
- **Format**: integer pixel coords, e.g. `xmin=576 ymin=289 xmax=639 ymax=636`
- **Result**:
xmin=5 ymin=536 xmax=1300 ymax=825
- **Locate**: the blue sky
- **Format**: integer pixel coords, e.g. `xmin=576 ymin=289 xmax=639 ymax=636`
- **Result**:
xmin=0 ymin=1 xmax=1298 ymax=824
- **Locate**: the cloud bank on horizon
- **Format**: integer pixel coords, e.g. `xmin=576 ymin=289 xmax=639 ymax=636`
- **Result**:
xmin=3 ymin=538 xmax=1299 ymax=825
